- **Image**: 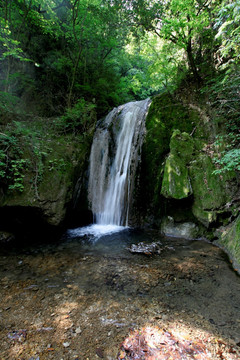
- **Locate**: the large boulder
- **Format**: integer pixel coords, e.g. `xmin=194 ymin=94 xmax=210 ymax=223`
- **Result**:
xmin=160 ymin=129 xmax=236 ymax=228
xmin=189 ymin=154 xmax=233 ymax=227
xmin=161 ymin=154 xmax=192 ymax=199
xmin=0 ymin=132 xmax=92 ymax=239
xmin=215 ymin=215 xmax=240 ymax=274
xmin=161 ymin=216 xmax=199 ymax=239
xmin=161 ymin=130 xmax=193 ymax=199
xmin=169 ymin=129 xmax=194 ymax=163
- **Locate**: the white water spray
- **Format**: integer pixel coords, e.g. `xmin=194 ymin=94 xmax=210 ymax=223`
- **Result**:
xmin=88 ymin=98 xmax=151 ymax=227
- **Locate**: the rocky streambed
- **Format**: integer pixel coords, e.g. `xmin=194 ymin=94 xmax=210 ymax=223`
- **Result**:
xmin=0 ymin=229 xmax=239 ymax=359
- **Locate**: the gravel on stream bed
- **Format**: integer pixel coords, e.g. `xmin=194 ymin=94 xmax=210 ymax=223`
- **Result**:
xmin=0 ymin=229 xmax=239 ymax=359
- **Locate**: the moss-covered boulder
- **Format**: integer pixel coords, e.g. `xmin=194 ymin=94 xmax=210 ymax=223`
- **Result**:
xmin=0 ymin=116 xmax=94 ymax=238
xmin=170 ymin=129 xmax=194 ymax=162
xmin=161 ymin=154 xmax=192 ymax=199
xmin=215 ymin=215 xmax=240 ymax=274
xmin=161 ymin=130 xmax=194 ymax=200
xmin=137 ymin=93 xmax=199 ymax=219
xmin=189 ymin=155 xmax=233 ymax=227
xmin=0 ymin=138 xmax=88 ymax=227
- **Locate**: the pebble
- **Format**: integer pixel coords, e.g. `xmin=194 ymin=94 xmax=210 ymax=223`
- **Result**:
xmin=63 ymin=342 xmax=70 ymax=347
xmin=75 ymin=327 xmax=82 ymax=334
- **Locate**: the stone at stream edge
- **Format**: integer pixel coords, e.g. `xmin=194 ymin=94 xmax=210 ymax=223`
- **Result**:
xmin=161 ymin=216 xmax=199 ymax=239
xmin=214 ymin=214 xmax=240 ymax=275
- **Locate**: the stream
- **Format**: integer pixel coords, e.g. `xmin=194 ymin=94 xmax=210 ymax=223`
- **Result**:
xmin=0 ymin=229 xmax=239 ymax=359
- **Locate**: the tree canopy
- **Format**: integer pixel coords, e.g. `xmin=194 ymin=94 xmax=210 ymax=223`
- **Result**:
xmin=0 ymin=0 xmax=239 ymax=118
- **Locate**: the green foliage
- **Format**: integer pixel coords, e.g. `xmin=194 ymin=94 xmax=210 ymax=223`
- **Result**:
xmin=215 ymin=1 xmax=240 ymax=65
xmin=53 ymin=99 xmax=96 ymax=135
xmin=0 ymin=120 xmax=50 ymax=193
xmin=0 ymin=0 xmax=239 ymax=122
xmin=0 ymin=18 xmax=29 ymax=62
xmin=48 ymin=158 xmax=67 ymax=173
xmin=203 ymin=67 xmax=240 ymax=174
xmin=213 ymin=149 xmax=240 ymax=174
xmin=110 ymin=0 xmax=218 ymax=82
xmin=0 ymin=131 xmax=28 ymax=192
xmin=0 ymin=91 xmax=19 ymax=115
xmin=8 ymin=158 xmax=28 ymax=192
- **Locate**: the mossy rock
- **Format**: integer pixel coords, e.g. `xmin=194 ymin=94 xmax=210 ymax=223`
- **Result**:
xmin=170 ymin=129 xmax=194 ymax=163
xmin=0 ymin=134 xmax=91 ymax=227
xmin=161 ymin=153 xmax=192 ymax=199
xmin=192 ymin=205 xmax=217 ymax=227
xmin=138 ymin=93 xmax=199 ymax=216
xmin=215 ymin=215 xmax=240 ymax=274
xmin=145 ymin=94 xmax=197 ymax=161
xmin=189 ymin=154 xmax=233 ymax=226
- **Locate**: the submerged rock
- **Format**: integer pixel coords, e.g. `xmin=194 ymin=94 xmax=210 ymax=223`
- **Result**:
xmin=128 ymin=241 xmax=162 ymax=255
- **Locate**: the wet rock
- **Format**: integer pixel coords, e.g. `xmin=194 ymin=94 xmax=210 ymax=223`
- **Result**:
xmin=161 ymin=216 xmax=199 ymax=239
xmin=128 ymin=241 xmax=162 ymax=255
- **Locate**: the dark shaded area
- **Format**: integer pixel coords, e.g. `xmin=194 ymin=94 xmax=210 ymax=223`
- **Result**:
xmin=0 ymin=206 xmax=62 ymax=245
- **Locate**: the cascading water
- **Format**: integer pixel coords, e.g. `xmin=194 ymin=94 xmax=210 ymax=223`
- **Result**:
xmin=88 ymin=99 xmax=151 ymax=227
xmin=68 ymin=98 xmax=151 ymax=238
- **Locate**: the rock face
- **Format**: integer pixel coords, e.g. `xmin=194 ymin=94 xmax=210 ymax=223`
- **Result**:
xmin=215 ymin=216 xmax=240 ymax=273
xmin=161 ymin=130 xmax=193 ymax=199
xmin=137 ymin=90 xmax=239 ymax=270
xmin=189 ymin=155 xmax=234 ymax=227
xmin=0 ymin=132 xmax=92 ymax=240
xmin=161 ymin=130 xmax=235 ymax=228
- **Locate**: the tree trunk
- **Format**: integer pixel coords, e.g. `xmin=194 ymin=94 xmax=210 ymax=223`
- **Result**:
xmin=187 ymin=38 xmax=201 ymax=84
xmin=67 ymin=46 xmax=82 ymax=108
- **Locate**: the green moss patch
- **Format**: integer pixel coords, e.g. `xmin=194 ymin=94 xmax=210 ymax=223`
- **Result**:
xmin=161 ymin=154 xmax=192 ymax=199
xmin=215 ymin=215 xmax=240 ymax=274
xmin=139 ymin=93 xmax=198 ymax=215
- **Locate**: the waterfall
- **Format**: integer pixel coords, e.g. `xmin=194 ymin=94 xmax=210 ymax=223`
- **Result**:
xmin=88 ymin=98 xmax=151 ymax=227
